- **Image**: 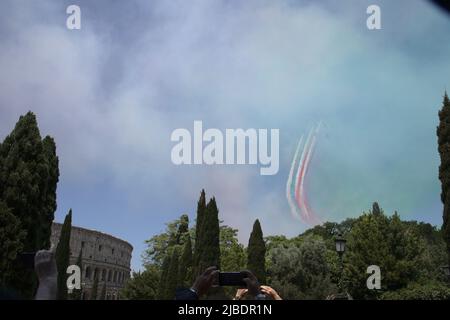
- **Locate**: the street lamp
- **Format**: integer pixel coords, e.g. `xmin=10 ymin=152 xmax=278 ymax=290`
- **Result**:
xmin=335 ymin=233 xmax=346 ymax=257
xmin=440 ymin=265 xmax=450 ymax=283
xmin=335 ymin=233 xmax=347 ymax=293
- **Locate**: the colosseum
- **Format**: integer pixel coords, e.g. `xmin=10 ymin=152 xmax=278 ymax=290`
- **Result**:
xmin=51 ymin=223 xmax=133 ymax=300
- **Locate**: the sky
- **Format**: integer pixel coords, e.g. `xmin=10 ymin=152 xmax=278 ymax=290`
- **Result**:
xmin=1 ymin=0 xmax=450 ymax=271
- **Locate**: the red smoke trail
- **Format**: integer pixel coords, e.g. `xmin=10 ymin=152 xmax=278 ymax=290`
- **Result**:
xmin=289 ymin=122 xmax=322 ymax=226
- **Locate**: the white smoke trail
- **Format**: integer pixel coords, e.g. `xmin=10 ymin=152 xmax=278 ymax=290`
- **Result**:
xmin=299 ymin=131 xmax=317 ymax=222
xmin=292 ymin=122 xmax=322 ymax=225
xmin=286 ymin=135 xmax=304 ymax=220
xmin=294 ymin=127 xmax=314 ymax=221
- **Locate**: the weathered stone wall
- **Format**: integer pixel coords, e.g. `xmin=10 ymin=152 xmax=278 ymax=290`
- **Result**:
xmin=51 ymin=223 xmax=133 ymax=300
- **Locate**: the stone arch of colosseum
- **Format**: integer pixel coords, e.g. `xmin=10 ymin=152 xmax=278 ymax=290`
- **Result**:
xmin=51 ymin=223 xmax=133 ymax=300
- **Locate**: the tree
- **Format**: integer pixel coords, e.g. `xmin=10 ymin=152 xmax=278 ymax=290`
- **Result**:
xmin=91 ymin=273 xmax=99 ymax=300
xmin=0 ymin=201 xmax=25 ymax=285
xmin=193 ymin=193 xmax=221 ymax=279
xmin=219 ymin=225 xmax=246 ymax=299
xmin=165 ymin=247 xmax=181 ymax=299
xmin=344 ymin=204 xmax=429 ymax=299
xmin=0 ymin=112 xmax=59 ymax=298
xmin=121 ymin=266 xmax=160 ymax=300
xmin=220 ymin=225 xmax=246 ymax=272
xmin=143 ymin=215 xmax=190 ymax=267
xmin=41 ymin=136 xmax=59 ymax=249
xmin=192 ymin=195 xmax=222 ymax=299
xmin=201 ymin=198 xmax=221 ymax=271
xmin=193 ymin=189 xmax=207 ymax=277
xmin=171 ymin=214 xmax=189 ymax=246
xmin=266 ymin=236 xmax=335 ymax=299
xmin=158 ymin=251 xmax=172 ymax=299
xmin=381 ymin=282 xmax=450 ymax=300
xmin=437 ymin=91 xmax=450 ymax=267
xmin=178 ymin=233 xmax=193 ymax=288
xmin=55 ymin=210 xmax=72 ymax=300
xmin=247 ymin=219 xmax=266 ymax=284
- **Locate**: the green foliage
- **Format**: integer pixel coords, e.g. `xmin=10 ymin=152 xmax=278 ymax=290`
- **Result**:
xmin=158 ymin=250 xmax=172 ymax=299
xmin=194 ymin=196 xmax=221 ymax=277
xmin=55 ymin=210 xmax=72 ymax=300
xmin=139 ymin=191 xmax=447 ymax=300
xmin=344 ymin=204 xmax=435 ymax=299
xmin=143 ymin=213 xmax=193 ymax=299
xmin=121 ymin=266 xmax=160 ymax=300
xmin=247 ymin=219 xmax=266 ymax=284
xmin=193 ymin=189 xmax=207 ymax=277
xmin=220 ymin=225 xmax=246 ymax=272
xmin=437 ymin=91 xmax=450 ymax=266
xmin=220 ymin=225 xmax=246 ymax=298
xmin=381 ymin=282 xmax=450 ymax=300
xmin=41 ymin=136 xmax=59 ymax=248
xmin=178 ymin=233 xmax=193 ymax=288
xmin=166 ymin=247 xmax=181 ymax=299
xmin=171 ymin=214 xmax=189 ymax=246
xmin=0 ymin=201 xmax=25 ymax=284
xmin=267 ymin=236 xmax=336 ymax=299
xmin=0 ymin=112 xmax=60 ymax=298
xmin=302 ymin=219 xmax=355 ymax=244
xmin=143 ymin=214 xmax=190 ymax=267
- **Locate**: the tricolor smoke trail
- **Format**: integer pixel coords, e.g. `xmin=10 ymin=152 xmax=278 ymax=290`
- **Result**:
xmin=286 ymin=123 xmax=322 ymax=226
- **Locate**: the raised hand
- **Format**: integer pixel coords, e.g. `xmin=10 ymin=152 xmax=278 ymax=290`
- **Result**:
xmin=191 ymin=266 xmax=219 ymax=297
xmin=241 ymin=270 xmax=261 ymax=297
xmin=260 ymin=285 xmax=282 ymax=300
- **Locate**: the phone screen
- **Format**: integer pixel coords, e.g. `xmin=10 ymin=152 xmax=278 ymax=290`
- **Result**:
xmin=218 ymin=272 xmax=246 ymax=287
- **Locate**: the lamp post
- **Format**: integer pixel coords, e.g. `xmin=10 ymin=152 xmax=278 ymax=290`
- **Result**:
xmin=440 ymin=265 xmax=450 ymax=284
xmin=335 ymin=233 xmax=346 ymax=292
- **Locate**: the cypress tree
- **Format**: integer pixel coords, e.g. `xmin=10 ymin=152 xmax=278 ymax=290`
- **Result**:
xmin=166 ymin=247 xmax=180 ymax=299
xmin=437 ymin=91 xmax=450 ymax=266
xmin=247 ymin=219 xmax=266 ymax=284
xmin=158 ymin=252 xmax=172 ymax=299
xmin=168 ymin=214 xmax=189 ymax=246
xmin=0 ymin=201 xmax=26 ymax=285
xmin=196 ymin=197 xmax=221 ymax=276
xmin=91 ymin=273 xmax=99 ymax=300
xmin=371 ymin=202 xmax=383 ymax=216
xmin=178 ymin=234 xmax=193 ymax=287
xmin=175 ymin=214 xmax=189 ymax=244
xmin=41 ymin=136 xmax=60 ymax=249
xmin=55 ymin=210 xmax=72 ymax=300
xmin=0 ymin=112 xmax=59 ymax=298
xmin=193 ymin=189 xmax=207 ymax=277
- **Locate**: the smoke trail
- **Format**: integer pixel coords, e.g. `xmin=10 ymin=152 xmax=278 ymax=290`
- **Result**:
xmin=287 ymin=122 xmax=322 ymax=225
xmin=299 ymin=131 xmax=318 ymax=224
xmin=294 ymin=127 xmax=314 ymax=221
xmin=286 ymin=135 xmax=304 ymax=220
xmin=300 ymin=122 xmax=322 ymax=224
xmin=302 ymin=122 xmax=323 ymax=225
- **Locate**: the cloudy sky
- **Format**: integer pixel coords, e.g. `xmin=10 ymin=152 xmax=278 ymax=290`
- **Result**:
xmin=1 ymin=0 xmax=449 ymax=270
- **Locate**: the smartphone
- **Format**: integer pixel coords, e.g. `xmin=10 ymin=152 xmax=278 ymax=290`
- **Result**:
xmin=17 ymin=252 xmax=36 ymax=269
xmin=218 ymin=272 xmax=246 ymax=287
